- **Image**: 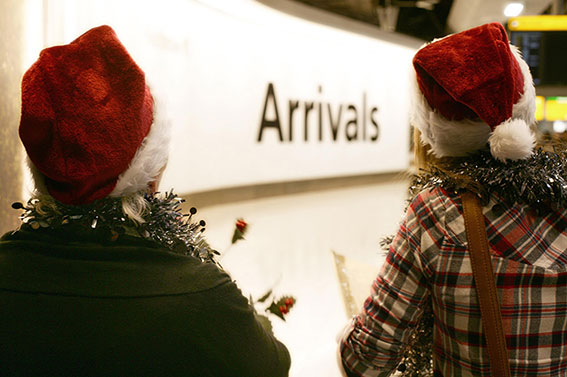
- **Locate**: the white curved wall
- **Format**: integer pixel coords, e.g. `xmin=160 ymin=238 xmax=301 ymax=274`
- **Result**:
xmin=39 ymin=0 xmax=418 ymax=195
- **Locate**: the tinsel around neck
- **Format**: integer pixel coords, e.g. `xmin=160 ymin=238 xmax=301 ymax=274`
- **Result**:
xmin=13 ymin=191 xmax=219 ymax=265
xmin=411 ymin=148 xmax=567 ymax=208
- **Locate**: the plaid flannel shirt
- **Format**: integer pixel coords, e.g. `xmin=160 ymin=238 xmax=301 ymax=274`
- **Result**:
xmin=340 ymin=186 xmax=567 ymax=376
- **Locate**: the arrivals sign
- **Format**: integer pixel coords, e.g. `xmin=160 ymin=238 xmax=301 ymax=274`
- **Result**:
xmin=258 ymin=83 xmax=380 ymax=143
xmin=43 ymin=0 xmax=420 ymax=194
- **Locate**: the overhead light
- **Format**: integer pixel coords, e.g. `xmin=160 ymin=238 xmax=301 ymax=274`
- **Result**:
xmin=416 ymin=1 xmax=434 ymax=10
xmin=504 ymin=2 xmax=525 ymax=17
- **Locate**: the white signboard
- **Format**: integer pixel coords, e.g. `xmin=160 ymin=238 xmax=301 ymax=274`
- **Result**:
xmin=43 ymin=0 xmax=419 ymax=194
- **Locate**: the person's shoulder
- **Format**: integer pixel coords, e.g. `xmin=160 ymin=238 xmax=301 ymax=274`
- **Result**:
xmin=406 ymin=186 xmax=463 ymax=241
xmin=0 ymin=229 xmax=27 ymax=241
xmin=0 ymin=227 xmax=232 ymax=296
xmin=409 ymin=185 xmax=456 ymax=213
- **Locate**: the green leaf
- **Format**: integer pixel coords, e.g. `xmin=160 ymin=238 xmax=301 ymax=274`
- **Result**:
xmin=266 ymin=301 xmax=286 ymax=321
xmin=257 ymin=289 xmax=273 ymax=303
xmin=231 ymin=229 xmax=245 ymax=244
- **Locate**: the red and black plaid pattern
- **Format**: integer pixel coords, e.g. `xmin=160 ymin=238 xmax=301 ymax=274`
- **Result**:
xmin=340 ymin=187 xmax=567 ymax=376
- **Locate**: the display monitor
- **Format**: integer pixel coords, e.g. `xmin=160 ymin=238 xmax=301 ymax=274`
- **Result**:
xmin=509 ymin=30 xmax=567 ymax=86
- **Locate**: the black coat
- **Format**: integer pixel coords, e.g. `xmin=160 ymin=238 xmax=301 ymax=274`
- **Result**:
xmin=0 ymin=228 xmax=290 ymax=377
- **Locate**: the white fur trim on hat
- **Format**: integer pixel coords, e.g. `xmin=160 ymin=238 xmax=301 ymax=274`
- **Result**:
xmin=411 ymin=43 xmax=537 ymax=159
xmin=411 ymin=78 xmax=491 ymax=157
xmin=110 ymin=99 xmax=171 ymax=197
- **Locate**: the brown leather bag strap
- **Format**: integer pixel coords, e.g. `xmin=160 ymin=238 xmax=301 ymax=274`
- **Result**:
xmin=461 ymin=192 xmax=511 ymax=377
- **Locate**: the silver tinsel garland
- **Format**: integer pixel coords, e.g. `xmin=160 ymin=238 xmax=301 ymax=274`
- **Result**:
xmin=12 ymin=191 xmax=219 ymax=265
xmin=411 ymin=148 xmax=567 ymax=208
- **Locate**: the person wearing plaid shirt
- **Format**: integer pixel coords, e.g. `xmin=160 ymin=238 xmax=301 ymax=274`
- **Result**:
xmin=338 ymin=23 xmax=565 ymax=376
xmin=341 ymin=184 xmax=567 ymax=376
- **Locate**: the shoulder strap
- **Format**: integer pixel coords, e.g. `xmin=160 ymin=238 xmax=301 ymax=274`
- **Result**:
xmin=461 ymin=192 xmax=511 ymax=377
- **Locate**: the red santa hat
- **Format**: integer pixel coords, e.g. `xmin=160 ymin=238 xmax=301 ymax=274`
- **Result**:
xmin=411 ymin=22 xmax=536 ymax=161
xmin=19 ymin=25 xmax=169 ymax=205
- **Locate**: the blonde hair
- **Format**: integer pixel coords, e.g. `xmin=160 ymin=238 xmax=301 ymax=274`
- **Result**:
xmin=27 ymin=156 xmax=154 ymax=225
xmin=120 ymin=193 xmax=149 ymax=224
xmin=413 ymin=126 xmax=443 ymax=170
xmin=413 ymin=127 xmax=479 ymax=191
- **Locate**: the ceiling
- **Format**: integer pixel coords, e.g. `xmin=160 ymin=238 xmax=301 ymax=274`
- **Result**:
xmin=292 ymin=0 xmax=558 ymax=40
xmin=448 ymin=0 xmax=554 ymax=32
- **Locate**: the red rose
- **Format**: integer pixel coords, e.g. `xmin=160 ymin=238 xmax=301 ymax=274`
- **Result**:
xmin=236 ymin=219 xmax=247 ymax=232
xmin=231 ymin=218 xmax=248 ymax=244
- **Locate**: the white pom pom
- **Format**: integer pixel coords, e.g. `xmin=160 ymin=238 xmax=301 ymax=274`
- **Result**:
xmin=488 ymin=118 xmax=535 ymax=162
